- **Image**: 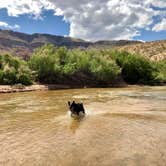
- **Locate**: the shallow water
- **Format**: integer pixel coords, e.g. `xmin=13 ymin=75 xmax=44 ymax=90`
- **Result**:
xmin=0 ymin=86 xmax=166 ymax=166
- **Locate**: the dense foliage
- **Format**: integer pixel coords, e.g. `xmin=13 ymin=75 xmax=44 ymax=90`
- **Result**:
xmin=0 ymin=54 xmax=32 ymax=85
xmin=0 ymin=45 xmax=165 ymax=86
xmin=111 ymin=51 xmax=166 ymax=84
xmin=109 ymin=51 xmax=156 ymax=84
xmin=153 ymin=60 xmax=166 ymax=83
xmin=29 ymin=45 xmax=120 ymax=85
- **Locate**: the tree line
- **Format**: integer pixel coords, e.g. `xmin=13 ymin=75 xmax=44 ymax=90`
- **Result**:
xmin=0 ymin=44 xmax=165 ymax=86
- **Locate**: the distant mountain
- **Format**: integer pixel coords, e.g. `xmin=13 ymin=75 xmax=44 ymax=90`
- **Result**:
xmin=0 ymin=29 xmax=142 ymax=59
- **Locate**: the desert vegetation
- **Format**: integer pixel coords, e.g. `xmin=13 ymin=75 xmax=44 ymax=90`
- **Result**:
xmin=0 ymin=44 xmax=166 ymax=86
xmin=0 ymin=54 xmax=32 ymax=85
xmin=28 ymin=45 xmax=121 ymax=85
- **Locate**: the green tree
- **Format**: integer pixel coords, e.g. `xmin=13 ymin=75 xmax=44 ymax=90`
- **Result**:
xmin=0 ymin=54 xmax=33 ymax=85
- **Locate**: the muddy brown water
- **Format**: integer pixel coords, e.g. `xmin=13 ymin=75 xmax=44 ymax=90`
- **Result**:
xmin=0 ymin=86 xmax=166 ymax=166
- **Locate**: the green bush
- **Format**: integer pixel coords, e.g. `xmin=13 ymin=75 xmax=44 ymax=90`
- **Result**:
xmin=110 ymin=51 xmax=155 ymax=84
xmin=1 ymin=45 xmax=165 ymax=86
xmin=16 ymin=65 xmax=33 ymax=85
xmin=153 ymin=60 xmax=166 ymax=83
xmin=0 ymin=54 xmax=33 ymax=85
xmin=0 ymin=69 xmax=3 ymax=83
xmin=3 ymin=66 xmax=17 ymax=84
xmin=122 ymin=55 xmax=155 ymax=84
xmin=29 ymin=45 xmax=120 ymax=84
xmin=29 ymin=45 xmax=62 ymax=83
xmin=89 ymin=57 xmax=120 ymax=82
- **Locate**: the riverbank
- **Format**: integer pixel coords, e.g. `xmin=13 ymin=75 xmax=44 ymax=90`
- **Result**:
xmin=0 ymin=82 xmax=129 ymax=93
xmin=0 ymin=84 xmax=82 ymax=93
xmin=0 ymin=85 xmax=47 ymax=93
xmin=0 ymin=81 xmax=165 ymax=93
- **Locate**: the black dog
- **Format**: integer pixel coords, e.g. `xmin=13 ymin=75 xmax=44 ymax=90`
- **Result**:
xmin=68 ymin=101 xmax=85 ymax=115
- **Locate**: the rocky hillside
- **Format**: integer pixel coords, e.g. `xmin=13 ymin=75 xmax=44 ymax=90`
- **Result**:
xmin=0 ymin=29 xmax=91 ymax=59
xmin=1 ymin=29 xmax=165 ymax=61
xmin=0 ymin=29 xmax=141 ymax=59
xmin=116 ymin=40 xmax=166 ymax=61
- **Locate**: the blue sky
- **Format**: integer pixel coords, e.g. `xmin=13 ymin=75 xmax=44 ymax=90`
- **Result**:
xmin=0 ymin=0 xmax=166 ymax=41
xmin=0 ymin=9 xmax=70 ymax=36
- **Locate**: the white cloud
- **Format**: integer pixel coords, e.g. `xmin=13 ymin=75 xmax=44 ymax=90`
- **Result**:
xmin=0 ymin=0 xmax=54 ymax=18
xmin=152 ymin=18 xmax=166 ymax=32
xmin=0 ymin=21 xmax=20 ymax=29
xmin=49 ymin=0 xmax=166 ymax=41
xmin=147 ymin=0 xmax=166 ymax=8
xmin=0 ymin=0 xmax=166 ymax=41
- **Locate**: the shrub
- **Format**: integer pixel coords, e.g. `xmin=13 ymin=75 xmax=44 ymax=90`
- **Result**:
xmin=29 ymin=45 xmax=62 ymax=83
xmin=122 ymin=55 xmax=155 ymax=84
xmin=0 ymin=54 xmax=33 ymax=85
xmin=0 ymin=69 xmax=3 ymax=83
xmin=89 ymin=57 xmax=120 ymax=82
xmin=29 ymin=45 xmax=120 ymax=84
xmin=16 ymin=64 xmax=33 ymax=85
xmin=2 ymin=45 xmax=164 ymax=86
xmin=3 ymin=65 xmax=17 ymax=84
xmin=110 ymin=51 xmax=155 ymax=84
xmin=153 ymin=60 xmax=166 ymax=83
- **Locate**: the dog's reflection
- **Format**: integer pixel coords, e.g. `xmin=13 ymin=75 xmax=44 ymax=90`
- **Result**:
xmin=69 ymin=114 xmax=85 ymax=134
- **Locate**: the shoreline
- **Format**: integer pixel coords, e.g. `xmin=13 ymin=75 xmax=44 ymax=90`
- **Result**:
xmin=0 ymin=85 xmax=48 ymax=93
xmin=0 ymin=84 xmax=79 ymax=93
xmin=0 ymin=83 xmax=165 ymax=93
xmin=0 ymin=83 xmax=128 ymax=93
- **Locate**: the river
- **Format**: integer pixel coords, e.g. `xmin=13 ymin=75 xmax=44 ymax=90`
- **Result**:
xmin=0 ymin=86 xmax=166 ymax=166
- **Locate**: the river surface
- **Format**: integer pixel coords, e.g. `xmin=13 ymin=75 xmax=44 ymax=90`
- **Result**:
xmin=0 ymin=86 xmax=166 ymax=166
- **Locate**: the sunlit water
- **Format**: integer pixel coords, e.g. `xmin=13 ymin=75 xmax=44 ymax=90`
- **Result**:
xmin=0 ymin=86 xmax=166 ymax=166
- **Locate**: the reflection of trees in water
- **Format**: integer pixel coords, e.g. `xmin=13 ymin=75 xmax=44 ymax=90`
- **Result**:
xmin=69 ymin=115 xmax=85 ymax=134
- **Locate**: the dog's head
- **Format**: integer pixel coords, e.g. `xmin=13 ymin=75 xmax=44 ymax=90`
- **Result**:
xmin=68 ymin=101 xmax=75 ymax=112
xmin=68 ymin=101 xmax=85 ymax=113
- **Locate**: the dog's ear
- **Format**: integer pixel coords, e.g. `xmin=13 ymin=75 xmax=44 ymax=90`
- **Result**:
xmin=80 ymin=103 xmax=84 ymax=106
xmin=68 ymin=101 xmax=71 ymax=106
